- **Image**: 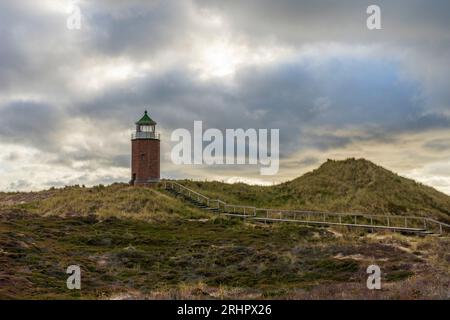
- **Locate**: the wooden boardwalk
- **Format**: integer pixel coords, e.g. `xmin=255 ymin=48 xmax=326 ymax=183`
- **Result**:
xmin=162 ymin=181 xmax=450 ymax=235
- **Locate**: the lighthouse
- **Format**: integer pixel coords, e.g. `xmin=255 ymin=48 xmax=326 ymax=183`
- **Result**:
xmin=130 ymin=110 xmax=160 ymax=186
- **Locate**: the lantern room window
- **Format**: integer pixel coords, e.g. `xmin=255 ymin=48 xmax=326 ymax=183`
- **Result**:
xmin=132 ymin=110 xmax=159 ymax=140
xmin=139 ymin=125 xmax=155 ymax=132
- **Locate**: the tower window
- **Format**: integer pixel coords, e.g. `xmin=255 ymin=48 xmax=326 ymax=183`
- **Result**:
xmin=141 ymin=153 xmax=145 ymax=160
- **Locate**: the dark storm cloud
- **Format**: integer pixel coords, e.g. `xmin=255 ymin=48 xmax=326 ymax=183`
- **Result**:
xmin=191 ymin=0 xmax=450 ymax=116
xmin=0 ymin=100 xmax=63 ymax=148
xmin=75 ymin=55 xmax=432 ymax=156
xmin=84 ymin=0 xmax=198 ymax=59
xmin=0 ymin=2 xmax=39 ymax=90
xmin=194 ymin=0 xmax=450 ymax=45
xmin=74 ymin=63 xmax=320 ymax=154
xmin=76 ymin=67 xmax=221 ymax=127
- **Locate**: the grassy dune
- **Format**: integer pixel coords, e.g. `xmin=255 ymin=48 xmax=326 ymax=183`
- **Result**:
xmin=179 ymin=158 xmax=450 ymax=222
xmin=1 ymin=158 xmax=450 ymax=299
xmin=0 ymin=183 xmax=206 ymax=222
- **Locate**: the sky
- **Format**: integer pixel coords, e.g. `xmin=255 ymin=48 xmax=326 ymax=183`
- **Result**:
xmin=1 ymin=0 xmax=450 ymax=193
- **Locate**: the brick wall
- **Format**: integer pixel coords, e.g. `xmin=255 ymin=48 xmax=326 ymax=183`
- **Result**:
xmin=131 ymin=138 xmax=160 ymax=185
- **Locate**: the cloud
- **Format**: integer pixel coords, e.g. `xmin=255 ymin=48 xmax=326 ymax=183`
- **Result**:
xmin=0 ymin=0 xmax=449 ymax=192
xmin=194 ymin=0 xmax=450 ymax=45
xmin=0 ymin=100 xmax=63 ymax=148
xmin=84 ymin=0 xmax=200 ymax=58
xmin=424 ymin=139 xmax=450 ymax=152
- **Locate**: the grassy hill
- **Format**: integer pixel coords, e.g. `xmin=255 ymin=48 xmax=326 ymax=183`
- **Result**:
xmin=1 ymin=195 xmax=449 ymax=299
xmin=3 ymin=158 xmax=449 ymax=222
xmin=1 ymin=158 xmax=450 ymax=299
xmin=0 ymin=183 xmax=207 ymax=222
xmin=179 ymin=158 xmax=450 ymax=222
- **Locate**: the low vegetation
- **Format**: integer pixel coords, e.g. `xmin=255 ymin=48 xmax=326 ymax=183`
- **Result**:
xmin=0 ymin=158 xmax=449 ymax=299
xmin=1 ymin=209 xmax=449 ymax=299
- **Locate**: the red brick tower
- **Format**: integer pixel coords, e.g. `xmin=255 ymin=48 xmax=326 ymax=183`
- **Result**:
xmin=130 ymin=110 xmax=160 ymax=186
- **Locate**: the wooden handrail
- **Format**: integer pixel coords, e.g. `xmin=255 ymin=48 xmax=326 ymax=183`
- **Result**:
xmin=162 ymin=181 xmax=449 ymax=234
xmin=164 ymin=181 xmax=257 ymax=215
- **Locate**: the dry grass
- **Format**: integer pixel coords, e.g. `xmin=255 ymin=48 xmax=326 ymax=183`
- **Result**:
xmin=1 ymin=165 xmax=449 ymax=300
